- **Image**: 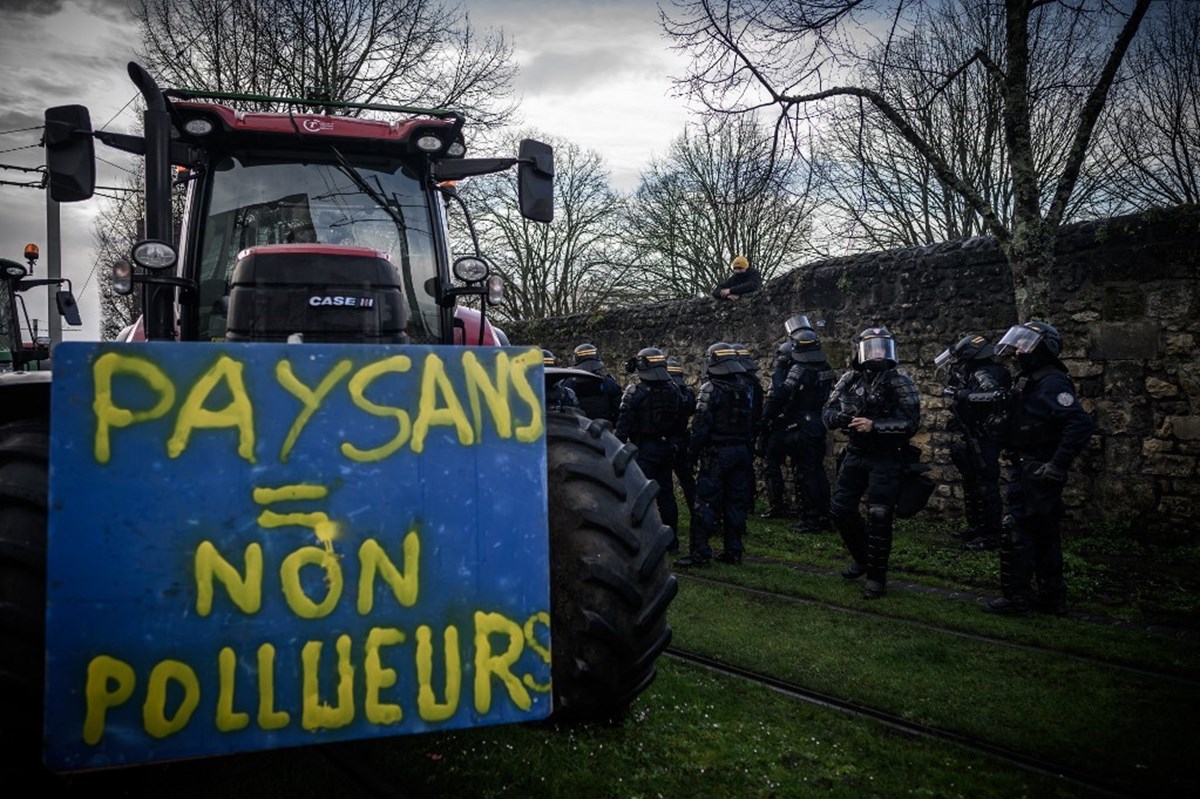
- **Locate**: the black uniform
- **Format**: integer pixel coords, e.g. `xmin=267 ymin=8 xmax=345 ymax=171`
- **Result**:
xmin=616 ymin=366 xmax=686 ymax=546
xmin=686 ymin=372 xmax=758 ymax=563
xmin=566 ymin=345 xmax=623 ymax=424
xmin=762 ymin=352 xmax=836 ymax=532
xmin=945 ymin=352 xmax=1012 ymax=549
xmin=568 ymin=371 xmax=622 ymax=424
xmin=980 ymin=320 xmax=1096 ymax=616
xmin=823 ymin=335 xmax=921 ymax=598
xmin=996 ymin=363 xmax=1095 ymax=613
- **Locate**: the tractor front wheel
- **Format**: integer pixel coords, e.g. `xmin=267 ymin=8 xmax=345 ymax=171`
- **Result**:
xmin=0 ymin=417 xmax=49 ymax=769
xmin=545 ymin=411 xmax=677 ymax=722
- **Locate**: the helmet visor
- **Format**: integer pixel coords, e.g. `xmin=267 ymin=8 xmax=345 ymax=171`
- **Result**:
xmin=995 ymin=325 xmax=1042 ymax=356
xmin=784 ymin=314 xmax=813 ymax=337
xmin=933 ymin=347 xmax=953 ymax=371
xmin=856 ymin=336 xmax=896 ymax=365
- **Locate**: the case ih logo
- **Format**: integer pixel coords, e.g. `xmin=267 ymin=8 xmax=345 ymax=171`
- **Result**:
xmin=309 ymin=295 xmax=374 ymax=308
xmin=301 ymin=118 xmax=335 ymax=133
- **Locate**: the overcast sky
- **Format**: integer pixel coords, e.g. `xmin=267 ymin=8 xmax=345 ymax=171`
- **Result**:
xmin=0 ymin=0 xmax=694 ymax=341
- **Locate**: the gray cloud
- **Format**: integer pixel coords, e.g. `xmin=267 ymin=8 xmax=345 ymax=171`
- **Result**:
xmin=0 ymin=0 xmax=66 ymax=16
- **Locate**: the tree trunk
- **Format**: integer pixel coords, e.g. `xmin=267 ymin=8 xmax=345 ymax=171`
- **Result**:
xmin=1003 ymin=217 xmax=1056 ymax=321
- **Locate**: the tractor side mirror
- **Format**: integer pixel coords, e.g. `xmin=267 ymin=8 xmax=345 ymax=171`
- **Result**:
xmin=44 ymin=105 xmax=95 ymax=203
xmin=56 ymin=290 xmax=82 ymax=327
xmin=517 ymin=139 xmax=554 ymax=223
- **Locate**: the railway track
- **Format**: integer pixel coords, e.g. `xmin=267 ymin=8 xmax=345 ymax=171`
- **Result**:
xmin=677 ymin=570 xmax=1200 ymax=686
xmin=665 ymin=646 xmax=1138 ymax=798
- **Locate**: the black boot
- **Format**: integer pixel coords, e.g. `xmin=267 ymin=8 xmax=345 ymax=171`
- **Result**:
xmin=863 ymin=579 xmax=886 ymax=599
xmin=841 ymin=562 xmax=866 ymax=580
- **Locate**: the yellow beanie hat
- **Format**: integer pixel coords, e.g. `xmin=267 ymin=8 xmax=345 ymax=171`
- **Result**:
xmin=731 ymin=255 xmax=749 ymax=270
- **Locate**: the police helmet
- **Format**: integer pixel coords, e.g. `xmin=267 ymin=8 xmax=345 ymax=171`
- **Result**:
xmin=572 ymin=342 xmax=604 ymax=374
xmin=784 ymin=314 xmax=814 ymax=338
xmin=635 ymin=346 xmax=672 ymax=381
xmin=667 ymin=357 xmax=687 ymax=385
xmin=541 ymin=349 xmax=556 ymax=367
xmin=855 ymin=327 xmax=897 ymax=370
xmin=934 ymin=333 xmax=993 ymax=371
xmin=706 ymin=342 xmax=746 ymax=375
xmin=995 ymin=320 xmax=1061 ymax=358
xmin=732 ymin=343 xmax=758 ymax=372
xmin=791 ymin=328 xmax=825 ymax=363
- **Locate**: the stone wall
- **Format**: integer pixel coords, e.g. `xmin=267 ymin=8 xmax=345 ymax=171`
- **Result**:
xmin=508 ymin=206 xmax=1200 ymax=542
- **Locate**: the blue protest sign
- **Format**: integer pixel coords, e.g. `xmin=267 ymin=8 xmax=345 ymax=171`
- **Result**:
xmin=44 ymin=342 xmax=551 ymax=770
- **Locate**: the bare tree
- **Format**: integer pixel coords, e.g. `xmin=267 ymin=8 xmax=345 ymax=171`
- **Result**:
xmin=460 ymin=134 xmax=627 ymax=323
xmin=92 ymin=161 xmax=188 ymax=340
xmin=1103 ymin=0 xmax=1199 ymax=209
xmin=626 ymin=115 xmax=816 ymax=299
xmin=135 ymin=0 xmax=517 ymax=125
xmin=663 ymin=0 xmax=1153 ymax=318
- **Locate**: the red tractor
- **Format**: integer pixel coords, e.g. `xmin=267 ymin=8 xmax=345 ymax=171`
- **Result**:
xmin=0 ymin=63 xmax=675 ymax=773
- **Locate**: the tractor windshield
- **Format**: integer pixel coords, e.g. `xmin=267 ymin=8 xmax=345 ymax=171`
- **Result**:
xmin=195 ymin=154 xmax=441 ymax=342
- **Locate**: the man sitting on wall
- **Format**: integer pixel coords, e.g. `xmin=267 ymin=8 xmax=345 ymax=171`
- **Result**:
xmin=712 ymin=255 xmax=762 ymax=301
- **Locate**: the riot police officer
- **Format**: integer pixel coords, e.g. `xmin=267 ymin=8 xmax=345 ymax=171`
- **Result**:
xmin=615 ymin=347 xmax=687 ymax=550
xmin=542 ymin=349 xmax=579 ymax=412
xmin=822 ymin=327 xmax=921 ymax=599
xmin=935 ymin=333 xmax=1012 ymax=550
xmin=760 ymin=328 xmax=837 ymax=533
xmin=757 ymin=339 xmax=798 ymax=518
xmin=984 ymin=320 xmax=1095 ymax=616
xmin=566 ymin=343 xmax=623 ymax=424
xmin=667 ymin=357 xmax=698 ymax=541
xmin=675 ymin=343 xmax=758 ymax=567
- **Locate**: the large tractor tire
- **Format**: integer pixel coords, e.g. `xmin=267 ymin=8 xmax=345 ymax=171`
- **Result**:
xmin=545 ymin=411 xmax=677 ymax=722
xmin=0 ymin=417 xmax=49 ymax=767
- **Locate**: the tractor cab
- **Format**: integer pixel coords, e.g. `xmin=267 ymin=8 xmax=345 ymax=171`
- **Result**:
xmin=44 ymin=63 xmax=553 ymax=348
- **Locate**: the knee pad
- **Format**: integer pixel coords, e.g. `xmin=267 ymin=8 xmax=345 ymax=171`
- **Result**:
xmin=866 ymin=503 xmax=892 ymax=527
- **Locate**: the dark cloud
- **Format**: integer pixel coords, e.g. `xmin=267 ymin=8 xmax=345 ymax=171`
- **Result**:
xmin=0 ymin=0 xmax=66 ymax=16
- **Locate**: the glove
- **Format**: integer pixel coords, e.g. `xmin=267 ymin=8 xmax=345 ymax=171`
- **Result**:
xmin=624 ymin=357 xmax=638 ymax=374
xmin=1032 ymin=462 xmax=1067 ymax=483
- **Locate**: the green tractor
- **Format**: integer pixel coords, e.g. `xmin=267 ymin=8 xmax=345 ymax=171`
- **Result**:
xmin=0 ymin=62 xmax=675 ymax=774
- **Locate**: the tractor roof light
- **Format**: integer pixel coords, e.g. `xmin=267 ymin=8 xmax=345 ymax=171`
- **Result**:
xmin=486 ymin=274 xmax=504 ymax=305
xmin=112 ymin=259 xmax=133 ymax=296
xmin=24 ymin=243 xmax=39 ymax=264
xmin=415 ymin=134 xmax=444 ymax=153
xmin=2 ymin=259 xmax=27 ymax=279
xmin=453 ymin=255 xmax=488 ymax=283
xmin=131 ymin=239 xmax=177 ymax=271
xmin=446 ymin=141 xmax=466 ymax=158
xmin=183 ymin=117 xmax=215 ymax=136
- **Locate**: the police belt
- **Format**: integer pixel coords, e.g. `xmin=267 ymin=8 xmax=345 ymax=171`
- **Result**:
xmin=846 ymin=438 xmax=905 ymax=456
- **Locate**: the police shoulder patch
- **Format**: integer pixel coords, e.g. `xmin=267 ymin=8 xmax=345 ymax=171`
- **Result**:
xmin=1056 ymin=391 xmax=1075 ymax=407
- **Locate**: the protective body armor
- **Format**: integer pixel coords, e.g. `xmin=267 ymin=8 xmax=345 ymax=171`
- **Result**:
xmin=692 ymin=375 xmax=755 ymax=448
xmin=571 ymin=373 xmax=622 ymax=423
xmin=616 ymin=381 xmax=684 ymax=441
xmin=1004 ymin=364 xmax=1094 ymax=464
xmin=947 ymin=360 xmax=1011 ymax=440
xmin=779 ymin=361 xmax=836 ymax=418
xmin=823 ymin=367 xmax=920 ymax=450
